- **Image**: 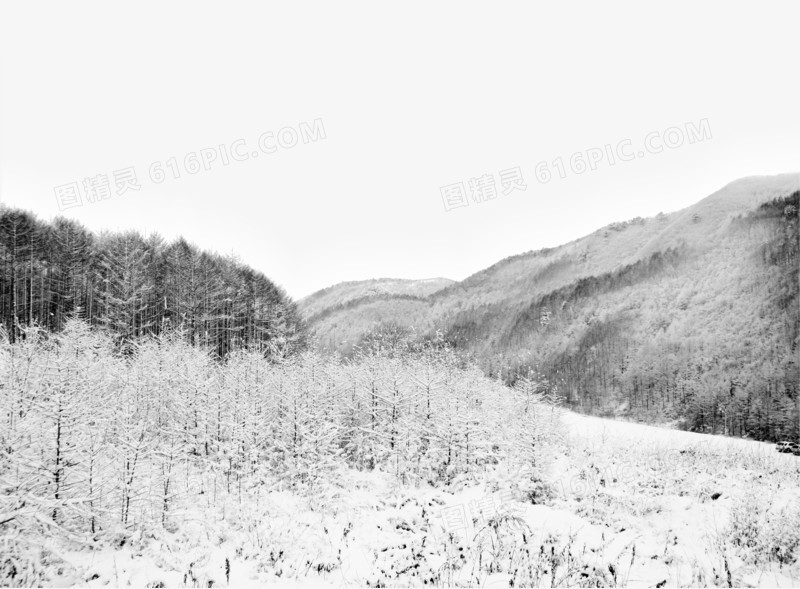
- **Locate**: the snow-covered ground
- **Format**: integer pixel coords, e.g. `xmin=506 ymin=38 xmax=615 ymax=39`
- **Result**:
xmin=12 ymin=410 xmax=800 ymax=588
xmin=553 ymin=412 xmax=800 ymax=588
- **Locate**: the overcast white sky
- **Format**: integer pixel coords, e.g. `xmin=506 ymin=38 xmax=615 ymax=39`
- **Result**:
xmin=1 ymin=2 xmax=798 ymax=300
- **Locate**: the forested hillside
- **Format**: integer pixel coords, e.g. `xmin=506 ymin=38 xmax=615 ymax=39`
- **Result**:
xmin=0 ymin=208 xmax=303 ymax=356
xmin=304 ymin=174 xmax=800 ymax=441
xmin=495 ymin=191 xmax=799 ymax=439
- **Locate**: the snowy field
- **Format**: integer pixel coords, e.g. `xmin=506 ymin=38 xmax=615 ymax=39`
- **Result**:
xmin=553 ymin=412 xmax=800 ymax=587
xmin=7 ymin=411 xmax=798 ymax=588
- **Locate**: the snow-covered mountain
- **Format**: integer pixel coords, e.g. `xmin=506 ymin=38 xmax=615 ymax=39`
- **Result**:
xmin=304 ymin=173 xmax=800 ymax=440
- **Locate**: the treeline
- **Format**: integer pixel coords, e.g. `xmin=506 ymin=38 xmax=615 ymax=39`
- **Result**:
xmin=0 ymin=207 xmax=303 ymax=356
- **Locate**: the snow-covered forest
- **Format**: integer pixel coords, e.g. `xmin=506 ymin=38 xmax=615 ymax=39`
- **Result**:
xmin=1 ymin=320 xmax=799 ymax=587
xmin=0 ymin=209 xmax=303 ymax=356
xmin=0 ymin=322 xmax=564 ymax=585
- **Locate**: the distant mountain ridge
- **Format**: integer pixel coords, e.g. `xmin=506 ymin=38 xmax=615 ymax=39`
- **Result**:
xmin=299 ymin=277 xmax=454 ymax=322
xmin=303 ymin=173 xmax=800 ymax=441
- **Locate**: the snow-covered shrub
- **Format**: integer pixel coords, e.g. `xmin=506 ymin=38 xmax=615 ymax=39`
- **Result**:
xmin=728 ymin=489 xmax=800 ymax=566
xmin=769 ymin=504 xmax=800 ymax=565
